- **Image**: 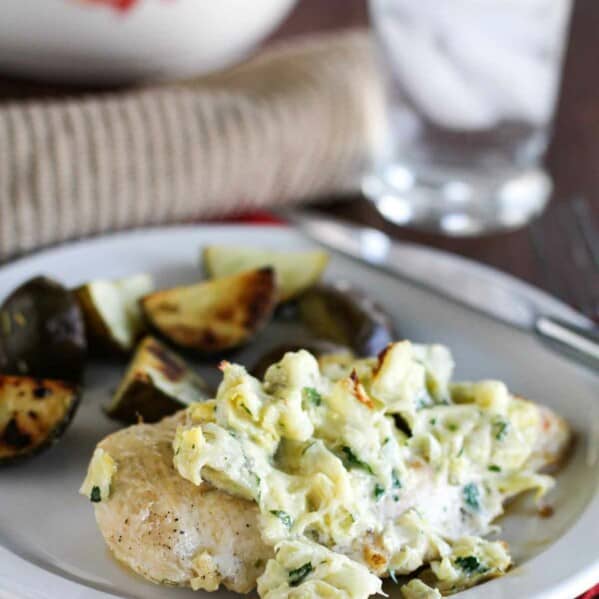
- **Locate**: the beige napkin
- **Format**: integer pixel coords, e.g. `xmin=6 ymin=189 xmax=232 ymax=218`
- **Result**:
xmin=0 ymin=30 xmax=384 ymax=261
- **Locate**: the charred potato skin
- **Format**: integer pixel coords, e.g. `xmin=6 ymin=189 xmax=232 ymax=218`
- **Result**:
xmin=0 ymin=276 xmax=87 ymax=382
xmin=298 ymin=283 xmax=397 ymax=357
xmin=107 ymin=337 xmax=211 ymax=424
xmin=107 ymin=377 xmax=185 ymax=424
xmin=0 ymin=375 xmax=80 ymax=465
xmin=141 ymin=268 xmax=277 ymax=354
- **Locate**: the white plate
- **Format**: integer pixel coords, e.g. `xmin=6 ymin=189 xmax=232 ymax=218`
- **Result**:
xmin=0 ymin=225 xmax=597 ymax=599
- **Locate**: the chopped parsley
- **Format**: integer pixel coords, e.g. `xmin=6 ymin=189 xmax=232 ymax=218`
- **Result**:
xmin=494 ymin=419 xmax=509 ymax=441
xmin=303 ymin=387 xmax=322 ymax=407
xmin=463 ymin=483 xmax=480 ymax=511
xmin=447 ymin=422 xmax=459 ymax=432
xmin=241 ymin=403 xmax=252 ymax=416
xmin=289 ymin=562 xmax=313 ymax=587
xmin=488 ymin=464 xmax=501 ymax=472
xmin=416 ymin=396 xmax=431 ymax=410
xmin=392 ymin=469 xmax=402 ymax=489
xmin=270 ymin=510 xmax=292 ymax=528
xmin=455 ymin=555 xmax=488 ymax=575
xmin=252 ymin=472 xmax=262 ymax=499
xmin=90 ymin=486 xmax=102 ymax=503
xmin=341 ymin=446 xmax=374 ymax=474
xmin=429 ymin=418 xmax=437 ymax=426
xmin=374 ymin=483 xmax=385 ymax=500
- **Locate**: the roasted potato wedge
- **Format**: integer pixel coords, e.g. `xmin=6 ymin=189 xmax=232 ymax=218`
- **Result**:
xmin=0 ymin=375 xmax=80 ymax=464
xmin=75 ymin=273 xmax=154 ymax=354
xmin=141 ymin=268 xmax=277 ymax=354
xmin=251 ymin=340 xmax=354 ymax=379
xmin=298 ymin=282 xmax=397 ymax=356
xmin=107 ymin=337 xmax=211 ymax=423
xmin=0 ymin=276 xmax=87 ymax=382
xmin=202 ymin=246 xmax=329 ymax=302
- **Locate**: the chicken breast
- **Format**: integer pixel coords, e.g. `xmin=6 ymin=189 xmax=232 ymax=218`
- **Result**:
xmin=82 ymin=341 xmax=576 ymax=598
xmin=89 ymin=401 xmax=570 ymax=593
xmin=528 ymin=405 xmax=572 ymax=471
xmin=92 ymin=413 xmax=271 ymax=593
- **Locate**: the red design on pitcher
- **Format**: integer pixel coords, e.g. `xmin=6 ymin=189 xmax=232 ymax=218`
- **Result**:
xmin=79 ymin=0 xmax=172 ymax=12
xmin=81 ymin=0 xmax=138 ymax=11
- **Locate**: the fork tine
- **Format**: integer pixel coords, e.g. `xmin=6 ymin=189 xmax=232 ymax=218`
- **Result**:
xmin=529 ymin=198 xmax=599 ymax=321
xmin=556 ymin=202 xmax=595 ymax=318
xmin=571 ymin=197 xmax=599 ymax=270
xmin=559 ymin=199 xmax=599 ymax=320
xmin=568 ymin=198 xmax=599 ymax=320
xmin=529 ymin=216 xmax=571 ymax=302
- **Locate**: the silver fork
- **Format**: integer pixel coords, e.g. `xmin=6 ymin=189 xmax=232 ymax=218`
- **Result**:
xmin=530 ymin=197 xmax=599 ymax=324
xmin=526 ymin=197 xmax=599 ymax=369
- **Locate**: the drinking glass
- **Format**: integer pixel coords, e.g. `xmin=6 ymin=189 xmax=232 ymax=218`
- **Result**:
xmin=364 ymin=0 xmax=573 ymax=235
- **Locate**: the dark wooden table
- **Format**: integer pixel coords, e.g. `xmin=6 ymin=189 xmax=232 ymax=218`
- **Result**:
xmin=269 ymin=0 xmax=599 ymax=319
xmin=0 ymin=0 xmax=596 ymax=319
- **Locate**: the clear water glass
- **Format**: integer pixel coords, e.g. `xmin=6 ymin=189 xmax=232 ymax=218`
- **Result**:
xmin=364 ymin=0 xmax=573 ymax=235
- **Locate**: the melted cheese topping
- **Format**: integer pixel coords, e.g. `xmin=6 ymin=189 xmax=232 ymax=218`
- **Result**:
xmin=257 ymin=539 xmax=382 ymax=598
xmin=172 ymin=341 xmax=557 ymax=598
xmin=400 ymin=579 xmax=442 ymax=599
xmin=80 ymin=448 xmax=117 ymax=502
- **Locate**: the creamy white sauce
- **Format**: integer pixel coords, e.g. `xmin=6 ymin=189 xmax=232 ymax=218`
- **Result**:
xmin=171 ymin=341 xmax=556 ymax=597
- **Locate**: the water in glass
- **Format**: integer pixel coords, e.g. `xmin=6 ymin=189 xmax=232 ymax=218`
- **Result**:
xmin=365 ymin=0 xmax=573 ymax=235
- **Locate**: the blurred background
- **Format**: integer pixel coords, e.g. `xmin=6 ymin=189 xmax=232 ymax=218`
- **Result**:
xmin=271 ymin=0 xmax=598 ymax=318
xmin=0 ymin=0 xmax=596 ymax=320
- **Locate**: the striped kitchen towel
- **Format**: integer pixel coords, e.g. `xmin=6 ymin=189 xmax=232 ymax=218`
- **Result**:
xmin=0 ymin=29 xmax=384 ymax=261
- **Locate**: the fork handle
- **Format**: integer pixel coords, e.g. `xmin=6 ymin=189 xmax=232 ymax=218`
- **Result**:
xmin=536 ymin=315 xmax=599 ymax=370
